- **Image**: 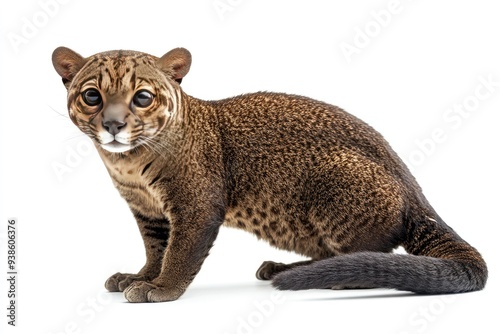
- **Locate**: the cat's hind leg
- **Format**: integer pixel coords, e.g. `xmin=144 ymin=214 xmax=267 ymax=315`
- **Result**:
xmin=256 ymin=260 xmax=314 ymax=280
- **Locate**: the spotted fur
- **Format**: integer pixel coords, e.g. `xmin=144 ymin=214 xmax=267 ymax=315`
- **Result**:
xmin=52 ymin=47 xmax=487 ymax=302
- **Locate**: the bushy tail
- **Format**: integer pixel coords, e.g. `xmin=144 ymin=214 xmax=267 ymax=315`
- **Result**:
xmin=272 ymin=215 xmax=488 ymax=294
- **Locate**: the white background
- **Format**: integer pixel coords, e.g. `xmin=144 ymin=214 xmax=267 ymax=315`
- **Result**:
xmin=1 ymin=0 xmax=499 ymax=333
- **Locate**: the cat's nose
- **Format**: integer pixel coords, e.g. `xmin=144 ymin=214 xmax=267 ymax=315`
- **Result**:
xmin=102 ymin=120 xmax=127 ymax=136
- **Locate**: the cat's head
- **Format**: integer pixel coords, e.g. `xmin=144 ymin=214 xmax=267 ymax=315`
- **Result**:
xmin=52 ymin=47 xmax=191 ymax=153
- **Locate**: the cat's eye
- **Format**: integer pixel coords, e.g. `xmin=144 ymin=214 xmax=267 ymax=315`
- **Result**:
xmin=81 ymin=89 xmax=102 ymax=106
xmin=133 ymin=90 xmax=154 ymax=108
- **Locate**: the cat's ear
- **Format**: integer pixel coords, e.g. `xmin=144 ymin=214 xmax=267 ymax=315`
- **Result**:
xmin=52 ymin=47 xmax=86 ymax=89
xmin=157 ymin=48 xmax=192 ymax=84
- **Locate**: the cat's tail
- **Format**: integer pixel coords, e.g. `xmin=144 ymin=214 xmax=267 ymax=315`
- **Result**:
xmin=272 ymin=212 xmax=488 ymax=294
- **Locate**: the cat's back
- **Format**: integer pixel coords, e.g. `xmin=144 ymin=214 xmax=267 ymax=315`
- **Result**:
xmin=215 ymin=91 xmax=356 ymax=137
xmin=213 ymin=92 xmax=401 ymax=174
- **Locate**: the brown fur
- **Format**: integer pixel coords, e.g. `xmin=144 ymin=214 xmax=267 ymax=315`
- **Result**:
xmin=52 ymin=47 xmax=487 ymax=302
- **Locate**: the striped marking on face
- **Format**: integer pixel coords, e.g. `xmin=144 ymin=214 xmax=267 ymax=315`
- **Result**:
xmin=67 ymin=53 xmax=183 ymax=153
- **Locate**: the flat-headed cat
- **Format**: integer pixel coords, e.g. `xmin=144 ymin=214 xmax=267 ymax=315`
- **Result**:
xmin=52 ymin=47 xmax=487 ymax=302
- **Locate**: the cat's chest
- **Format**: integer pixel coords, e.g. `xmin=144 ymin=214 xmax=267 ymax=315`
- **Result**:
xmin=97 ymin=148 xmax=151 ymax=184
xmin=99 ymin=152 xmax=165 ymax=215
xmin=107 ymin=160 xmax=146 ymax=184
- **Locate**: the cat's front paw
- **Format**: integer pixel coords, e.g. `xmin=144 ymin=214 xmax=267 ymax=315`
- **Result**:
xmin=123 ymin=281 xmax=184 ymax=303
xmin=104 ymin=272 xmax=148 ymax=292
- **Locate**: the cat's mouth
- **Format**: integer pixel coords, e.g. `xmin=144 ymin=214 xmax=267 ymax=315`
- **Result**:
xmin=101 ymin=140 xmax=133 ymax=153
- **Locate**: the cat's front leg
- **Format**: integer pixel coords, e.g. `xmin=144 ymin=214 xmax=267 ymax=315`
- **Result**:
xmin=105 ymin=210 xmax=170 ymax=292
xmin=124 ymin=199 xmax=224 ymax=302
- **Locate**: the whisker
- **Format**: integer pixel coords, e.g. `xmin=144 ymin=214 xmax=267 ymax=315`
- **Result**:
xmin=140 ymin=136 xmax=178 ymax=158
xmin=49 ymin=105 xmax=69 ymax=119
